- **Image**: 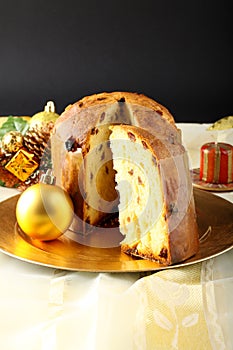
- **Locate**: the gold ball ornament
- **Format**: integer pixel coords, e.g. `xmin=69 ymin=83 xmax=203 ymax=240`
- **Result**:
xmin=16 ymin=182 xmax=74 ymax=241
xmin=29 ymin=101 xmax=59 ymax=128
xmin=2 ymin=131 xmax=24 ymax=153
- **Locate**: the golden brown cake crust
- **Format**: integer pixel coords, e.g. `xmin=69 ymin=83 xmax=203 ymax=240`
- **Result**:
xmin=52 ymin=91 xmax=178 ymax=189
xmin=60 ymin=91 xmax=175 ymax=125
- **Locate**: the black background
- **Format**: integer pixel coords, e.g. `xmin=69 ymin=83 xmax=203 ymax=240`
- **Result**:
xmin=0 ymin=0 xmax=232 ymax=122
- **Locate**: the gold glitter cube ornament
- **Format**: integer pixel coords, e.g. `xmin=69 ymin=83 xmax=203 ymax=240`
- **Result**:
xmin=5 ymin=149 xmax=39 ymax=181
xmin=2 ymin=131 xmax=24 ymax=153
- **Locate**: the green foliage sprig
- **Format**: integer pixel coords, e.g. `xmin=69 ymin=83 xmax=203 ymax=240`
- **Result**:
xmin=0 ymin=116 xmax=29 ymax=140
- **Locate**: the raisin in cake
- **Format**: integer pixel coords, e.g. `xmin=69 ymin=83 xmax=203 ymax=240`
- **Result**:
xmin=51 ymin=91 xmax=199 ymax=265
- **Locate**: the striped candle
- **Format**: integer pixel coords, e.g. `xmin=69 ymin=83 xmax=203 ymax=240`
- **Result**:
xmin=200 ymin=142 xmax=233 ymax=184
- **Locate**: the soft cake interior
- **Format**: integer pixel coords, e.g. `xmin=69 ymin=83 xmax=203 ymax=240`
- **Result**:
xmin=109 ymin=125 xmax=169 ymax=261
xmin=66 ymin=101 xmax=174 ymax=237
xmin=76 ymin=101 xmax=139 ymax=227
xmin=81 ymin=124 xmax=118 ymax=226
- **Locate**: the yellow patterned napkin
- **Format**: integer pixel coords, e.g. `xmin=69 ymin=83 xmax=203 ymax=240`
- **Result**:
xmin=131 ymin=264 xmax=212 ymax=349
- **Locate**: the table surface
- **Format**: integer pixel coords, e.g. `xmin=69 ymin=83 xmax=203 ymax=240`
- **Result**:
xmin=0 ymin=123 xmax=233 ymax=350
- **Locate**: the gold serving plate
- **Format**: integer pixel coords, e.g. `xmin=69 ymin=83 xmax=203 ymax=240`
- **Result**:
xmin=0 ymin=188 xmax=233 ymax=272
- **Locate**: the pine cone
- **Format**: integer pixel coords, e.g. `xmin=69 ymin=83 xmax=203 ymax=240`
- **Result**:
xmin=24 ymin=121 xmax=54 ymax=159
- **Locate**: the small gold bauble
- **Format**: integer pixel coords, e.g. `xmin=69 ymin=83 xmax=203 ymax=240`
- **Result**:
xmin=29 ymin=101 xmax=59 ymax=128
xmin=16 ymin=183 xmax=74 ymax=241
xmin=208 ymin=116 xmax=233 ymax=130
xmin=2 ymin=131 xmax=24 ymax=153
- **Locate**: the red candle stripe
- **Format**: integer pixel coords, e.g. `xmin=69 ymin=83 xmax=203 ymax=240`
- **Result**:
xmin=200 ymin=142 xmax=233 ymax=184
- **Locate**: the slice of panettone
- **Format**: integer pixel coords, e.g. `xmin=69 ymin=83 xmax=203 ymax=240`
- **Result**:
xmin=109 ymin=124 xmax=199 ymax=266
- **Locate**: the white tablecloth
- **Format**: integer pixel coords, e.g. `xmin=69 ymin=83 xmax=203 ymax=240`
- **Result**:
xmin=0 ymin=123 xmax=233 ymax=350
